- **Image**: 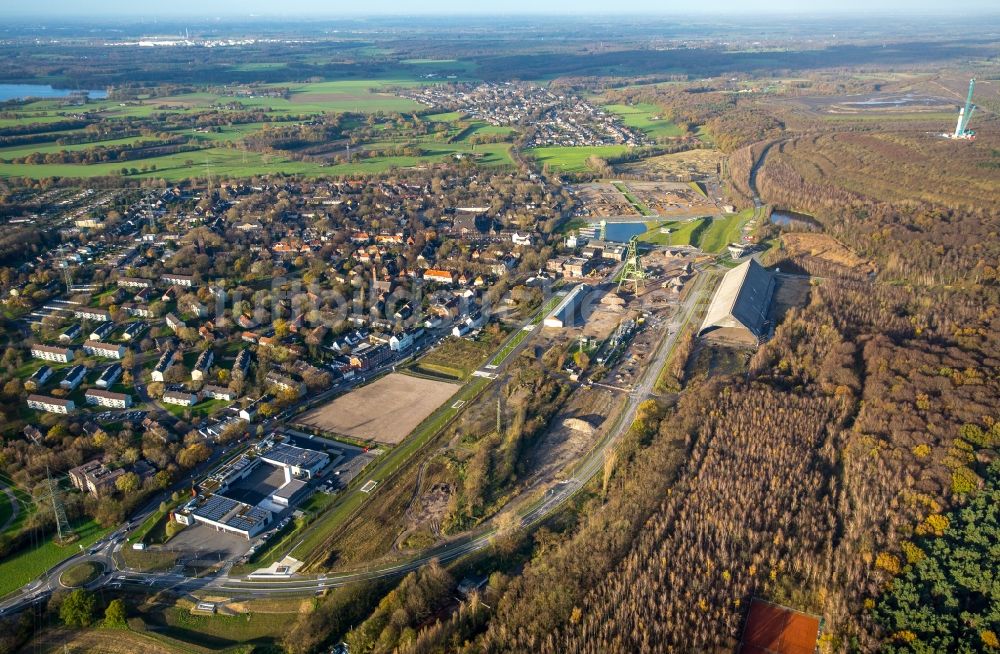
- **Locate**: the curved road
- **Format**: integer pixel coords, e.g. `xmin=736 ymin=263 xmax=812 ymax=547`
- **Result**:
xmin=0 ymin=268 xmax=716 ymax=612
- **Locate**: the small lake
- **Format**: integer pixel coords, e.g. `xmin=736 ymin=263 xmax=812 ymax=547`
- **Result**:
xmin=770 ymin=210 xmax=822 ymax=230
xmin=0 ymin=84 xmax=108 ymax=102
xmin=602 ymin=222 xmax=648 ymax=242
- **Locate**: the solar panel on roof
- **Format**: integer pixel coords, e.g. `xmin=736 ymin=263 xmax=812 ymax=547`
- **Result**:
xmin=193 ymin=495 xmax=239 ymax=522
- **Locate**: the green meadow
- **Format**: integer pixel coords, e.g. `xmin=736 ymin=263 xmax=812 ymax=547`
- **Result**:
xmin=525 ymin=145 xmax=631 ymax=173
xmin=602 ymin=103 xmax=686 ymax=138
xmin=0 ymin=78 xmax=519 ymax=180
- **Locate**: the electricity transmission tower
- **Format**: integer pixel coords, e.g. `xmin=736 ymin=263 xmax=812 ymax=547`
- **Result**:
xmin=42 ymin=467 xmax=72 ymax=543
xmin=496 ymin=395 xmax=503 ymax=436
xmin=617 ymin=236 xmax=647 ymax=294
xmin=62 ymin=266 xmax=73 ymax=294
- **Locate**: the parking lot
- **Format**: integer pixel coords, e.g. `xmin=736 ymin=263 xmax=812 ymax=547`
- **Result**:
xmin=92 ymin=410 xmax=146 ymax=423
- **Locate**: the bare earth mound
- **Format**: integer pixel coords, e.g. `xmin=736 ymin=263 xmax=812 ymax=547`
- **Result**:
xmin=780 ymin=232 xmax=875 ymax=273
xmin=295 ymin=373 xmax=460 ymax=445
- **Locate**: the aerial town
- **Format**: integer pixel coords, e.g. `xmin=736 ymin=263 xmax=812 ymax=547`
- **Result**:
xmin=400 ymin=82 xmax=655 ymax=147
xmin=0 ymin=9 xmax=995 ymax=654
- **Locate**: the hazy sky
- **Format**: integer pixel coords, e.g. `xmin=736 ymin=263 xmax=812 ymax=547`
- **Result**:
xmin=8 ymin=0 xmax=999 ymax=17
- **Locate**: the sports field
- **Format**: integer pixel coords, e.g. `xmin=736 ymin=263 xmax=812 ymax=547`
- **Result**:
xmin=295 ymin=373 xmax=460 ymax=445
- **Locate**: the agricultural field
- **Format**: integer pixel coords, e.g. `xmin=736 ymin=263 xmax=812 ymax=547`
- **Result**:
xmin=526 ymin=145 xmax=631 ymax=173
xmin=0 ymin=78 xmax=518 ymax=180
xmin=281 ymin=79 xmax=426 ymax=113
xmin=23 ymin=629 xmax=190 ymax=654
xmin=295 ymin=373 xmax=460 ymax=445
xmin=601 ymin=103 xmax=687 ymax=139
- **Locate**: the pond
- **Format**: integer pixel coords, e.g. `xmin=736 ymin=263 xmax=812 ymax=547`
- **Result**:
xmin=0 ymin=84 xmax=108 ymax=102
xmin=602 ymin=222 xmax=648 ymax=242
xmin=770 ymin=210 xmax=822 ymax=230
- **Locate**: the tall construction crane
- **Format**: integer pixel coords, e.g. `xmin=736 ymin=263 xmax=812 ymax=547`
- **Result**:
xmin=948 ymin=78 xmax=977 ymax=140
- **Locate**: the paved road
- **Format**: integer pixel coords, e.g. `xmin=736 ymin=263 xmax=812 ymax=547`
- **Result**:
xmin=0 ymin=484 xmax=20 ymax=534
xmin=0 ymin=268 xmax=718 ymax=610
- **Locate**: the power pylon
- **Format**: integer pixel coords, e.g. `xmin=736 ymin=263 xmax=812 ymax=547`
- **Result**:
xmin=496 ymin=395 xmax=503 ymax=436
xmin=42 ymin=466 xmax=72 ymax=543
xmin=617 ymin=236 xmax=647 ymax=294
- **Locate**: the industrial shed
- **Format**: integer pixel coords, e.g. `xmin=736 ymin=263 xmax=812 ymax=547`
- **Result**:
xmin=698 ymin=259 xmax=774 ymax=346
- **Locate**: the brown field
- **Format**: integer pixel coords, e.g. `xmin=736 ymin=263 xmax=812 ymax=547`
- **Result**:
xmin=572 ymin=182 xmax=639 ymax=217
xmin=625 ymin=181 xmax=716 ymax=216
xmin=295 ymin=373 xmax=460 ymax=445
xmin=26 ymin=628 xmax=192 ymax=654
xmin=780 ymin=232 xmax=875 ymax=273
xmin=616 ymin=148 xmax=723 ymax=180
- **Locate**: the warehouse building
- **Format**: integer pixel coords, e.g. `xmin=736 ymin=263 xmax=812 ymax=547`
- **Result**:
xmin=260 ymin=443 xmax=329 ymax=480
xmin=543 ymin=284 xmax=591 ymax=329
xmin=186 ymin=495 xmax=273 ymax=539
xmin=698 ymin=259 xmax=774 ymax=346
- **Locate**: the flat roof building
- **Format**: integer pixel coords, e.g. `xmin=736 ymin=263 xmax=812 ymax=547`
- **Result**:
xmin=189 ymin=494 xmax=272 ymax=539
xmin=260 ymin=443 xmax=329 ymax=479
xmin=271 ymin=478 xmax=308 ymax=507
xmin=68 ymin=459 xmax=124 ymax=497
